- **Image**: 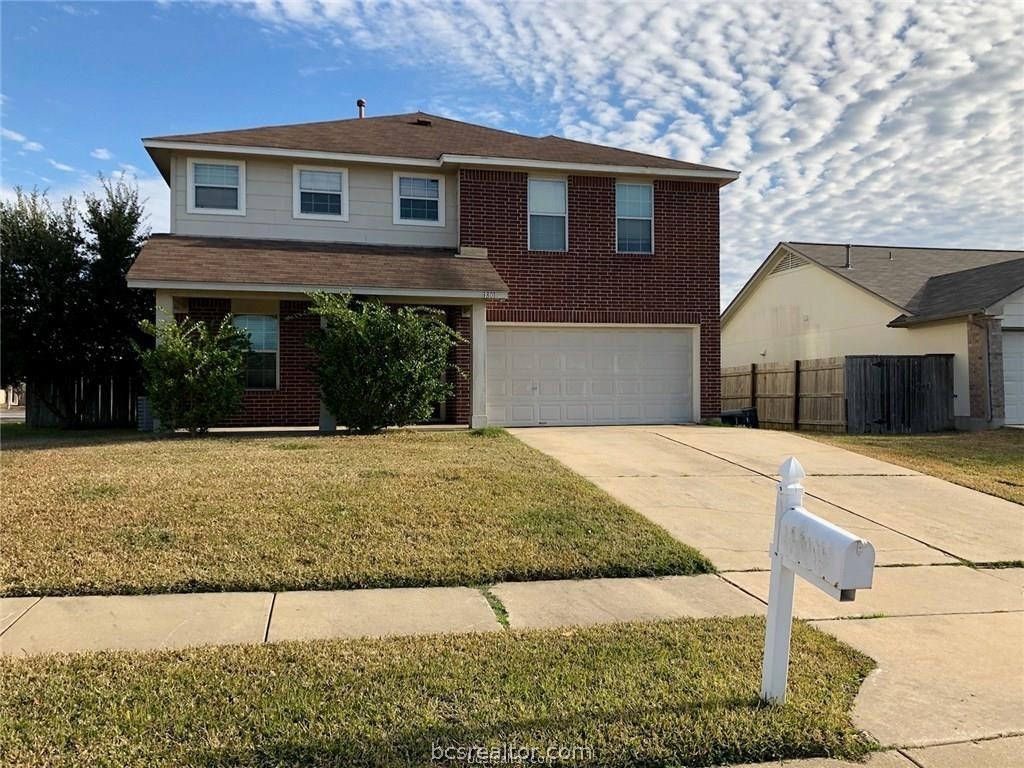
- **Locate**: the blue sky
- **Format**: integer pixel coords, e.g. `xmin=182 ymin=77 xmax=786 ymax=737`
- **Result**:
xmin=2 ymin=1 xmax=1022 ymax=304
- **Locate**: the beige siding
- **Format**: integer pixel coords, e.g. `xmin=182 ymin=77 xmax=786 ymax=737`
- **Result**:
xmin=722 ymin=262 xmax=972 ymax=417
xmin=991 ymin=286 xmax=1024 ymax=330
xmin=172 ymin=153 xmax=458 ymax=247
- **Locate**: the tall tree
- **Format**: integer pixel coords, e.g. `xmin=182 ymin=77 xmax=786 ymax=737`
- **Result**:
xmin=1 ymin=190 xmax=89 ymax=421
xmin=0 ymin=179 xmax=150 ymax=426
xmin=82 ymin=177 xmax=151 ymax=374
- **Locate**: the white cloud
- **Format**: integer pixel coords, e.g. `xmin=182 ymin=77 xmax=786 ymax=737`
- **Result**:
xmin=47 ymin=159 xmax=75 ymax=172
xmin=3 ymin=127 xmax=45 ymax=153
xmin=231 ymin=0 xmax=1024 ymax=305
xmin=90 ymin=147 xmax=113 ymax=160
xmin=0 ymin=170 xmax=170 ymax=234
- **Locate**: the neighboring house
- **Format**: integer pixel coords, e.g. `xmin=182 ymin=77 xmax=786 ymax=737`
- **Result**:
xmin=721 ymin=242 xmax=1024 ymax=429
xmin=126 ymin=108 xmax=739 ymax=429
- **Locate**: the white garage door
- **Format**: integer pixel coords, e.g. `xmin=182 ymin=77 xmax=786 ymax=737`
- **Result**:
xmin=1004 ymin=330 xmax=1024 ymax=425
xmin=486 ymin=325 xmax=694 ymax=426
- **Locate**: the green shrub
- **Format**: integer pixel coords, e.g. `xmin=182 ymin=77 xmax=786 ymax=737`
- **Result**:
xmin=308 ymin=292 xmax=460 ymax=434
xmin=137 ymin=316 xmax=250 ymax=436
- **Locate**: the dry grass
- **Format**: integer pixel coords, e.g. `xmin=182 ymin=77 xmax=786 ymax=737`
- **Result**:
xmin=0 ymin=617 xmax=875 ymax=768
xmin=0 ymin=426 xmax=709 ymax=596
xmin=810 ymin=428 xmax=1024 ymax=504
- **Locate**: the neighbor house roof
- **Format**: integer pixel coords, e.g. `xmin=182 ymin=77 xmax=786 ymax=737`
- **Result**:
xmin=723 ymin=242 xmax=1024 ymax=326
xmin=126 ymin=235 xmax=509 ymax=300
xmin=143 ymin=112 xmax=739 ymax=184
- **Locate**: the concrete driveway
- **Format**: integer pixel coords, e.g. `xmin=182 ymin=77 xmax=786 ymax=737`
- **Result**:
xmin=511 ymin=425 xmax=1024 ymax=752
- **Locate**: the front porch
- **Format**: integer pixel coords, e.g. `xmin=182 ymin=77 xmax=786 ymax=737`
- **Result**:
xmin=155 ymin=290 xmax=491 ymax=431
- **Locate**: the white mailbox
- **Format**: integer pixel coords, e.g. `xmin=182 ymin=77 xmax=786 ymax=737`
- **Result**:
xmin=778 ymin=506 xmax=875 ymax=602
xmin=760 ymin=456 xmax=876 ymax=705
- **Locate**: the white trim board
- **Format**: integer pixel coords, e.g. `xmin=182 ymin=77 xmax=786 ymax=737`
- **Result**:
xmin=127 ymin=278 xmax=508 ymax=301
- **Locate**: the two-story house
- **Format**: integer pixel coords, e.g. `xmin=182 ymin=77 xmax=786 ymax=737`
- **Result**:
xmin=127 ymin=108 xmax=739 ymax=429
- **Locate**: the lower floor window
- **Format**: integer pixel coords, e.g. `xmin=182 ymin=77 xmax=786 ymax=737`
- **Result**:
xmin=233 ymin=314 xmax=279 ymax=389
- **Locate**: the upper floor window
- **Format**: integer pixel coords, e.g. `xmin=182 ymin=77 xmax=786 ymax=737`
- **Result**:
xmin=233 ymin=314 xmax=278 ymax=390
xmin=528 ymin=178 xmax=567 ymax=251
xmin=187 ymin=159 xmax=245 ymax=216
xmin=393 ymin=173 xmax=445 ymax=226
xmin=293 ymin=166 xmax=349 ymax=220
xmin=616 ymin=183 xmax=653 ymax=253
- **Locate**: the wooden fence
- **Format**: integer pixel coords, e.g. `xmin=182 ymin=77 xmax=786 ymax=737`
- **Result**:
xmin=722 ymin=357 xmax=846 ymax=432
xmin=26 ymin=374 xmax=140 ymax=428
xmin=845 ymin=355 xmax=954 ymax=433
xmin=721 ymin=354 xmax=954 ymax=434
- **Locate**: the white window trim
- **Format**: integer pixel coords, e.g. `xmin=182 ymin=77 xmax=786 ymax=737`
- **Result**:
xmin=292 ymin=165 xmax=349 ymax=221
xmin=186 ymin=158 xmax=246 ymax=216
xmin=392 ymin=172 xmax=446 ymax=227
xmin=527 ymin=176 xmax=568 ymax=253
xmin=615 ymin=181 xmax=654 ymax=255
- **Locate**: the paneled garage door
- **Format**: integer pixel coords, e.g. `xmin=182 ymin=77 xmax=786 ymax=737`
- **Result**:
xmin=486 ymin=325 xmax=695 ymax=426
xmin=1004 ymin=330 xmax=1024 ymax=425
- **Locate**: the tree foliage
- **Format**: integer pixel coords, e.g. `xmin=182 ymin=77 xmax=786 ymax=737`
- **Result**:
xmin=136 ymin=316 xmax=251 ymax=436
xmin=308 ymin=293 xmax=460 ymax=434
xmin=0 ymin=179 xmax=150 ymax=426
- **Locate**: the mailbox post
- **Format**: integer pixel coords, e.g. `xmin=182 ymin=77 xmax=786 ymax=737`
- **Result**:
xmin=760 ymin=456 xmax=877 ymax=705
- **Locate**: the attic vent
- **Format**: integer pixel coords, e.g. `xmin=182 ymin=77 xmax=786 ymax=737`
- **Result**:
xmin=770 ymin=252 xmax=808 ymax=275
xmin=414 ymin=117 xmax=432 ymax=126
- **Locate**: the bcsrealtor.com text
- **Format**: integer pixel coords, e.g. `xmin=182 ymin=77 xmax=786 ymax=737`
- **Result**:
xmin=431 ymin=742 xmax=593 ymax=764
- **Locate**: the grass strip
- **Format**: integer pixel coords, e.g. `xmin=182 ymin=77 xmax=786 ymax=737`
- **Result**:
xmin=0 ymin=617 xmax=875 ymax=767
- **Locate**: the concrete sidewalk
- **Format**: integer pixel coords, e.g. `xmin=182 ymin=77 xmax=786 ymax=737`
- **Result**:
xmin=0 ymin=574 xmax=762 ymax=656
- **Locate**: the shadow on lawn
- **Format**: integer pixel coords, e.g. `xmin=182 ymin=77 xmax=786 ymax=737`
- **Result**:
xmin=194 ymin=695 xmax=774 ymax=768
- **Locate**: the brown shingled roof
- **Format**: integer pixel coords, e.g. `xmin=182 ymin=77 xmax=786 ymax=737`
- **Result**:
xmin=127 ymin=235 xmax=509 ymax=297
xmin=146 ymin=112 xmax=736 ymax=177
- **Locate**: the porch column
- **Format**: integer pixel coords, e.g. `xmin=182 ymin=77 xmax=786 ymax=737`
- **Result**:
xmin=318 ymin=315 xmax=337 ymax=434
xmin=150 ymin=290 xmax=175 ymax=431
xmin=471 ymin=301 xmax=488 ymax=429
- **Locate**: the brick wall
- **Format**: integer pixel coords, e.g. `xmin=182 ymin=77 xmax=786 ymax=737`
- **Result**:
xmin=459 ymin=169 xmax=722 ymax=416
xmin=967 ymin=317 xmax=1004 ymax=421
xmin=183 ymin=297 xmax=320 ymax=428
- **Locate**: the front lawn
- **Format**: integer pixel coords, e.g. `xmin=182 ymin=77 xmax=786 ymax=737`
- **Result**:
xmin=810 ymin=428 xmax=1024 ymax=504
xmin=0 ymin=427 xmax=708 ymax=596
xmin=0 ymin=617 xmax=875 ymax=768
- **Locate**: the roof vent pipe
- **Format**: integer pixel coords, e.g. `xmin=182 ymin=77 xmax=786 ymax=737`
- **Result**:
xmin=357 ymin=98 xmax=366 ymax=119
xmin=845 ymin=243 xmax=852 ymax=269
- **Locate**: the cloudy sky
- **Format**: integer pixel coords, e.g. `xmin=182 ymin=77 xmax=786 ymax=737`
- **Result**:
xmin=2 ymin=0 xmax=1022 ymax=304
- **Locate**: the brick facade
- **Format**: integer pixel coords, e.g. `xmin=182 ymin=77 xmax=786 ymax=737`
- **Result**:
xmin=967 ymin=316 xmax=1004 ymax=421
xmin=182 ymin=297 xmax=321 ymax=428
xmin=459 ymin=169 xmax=722 ymax=417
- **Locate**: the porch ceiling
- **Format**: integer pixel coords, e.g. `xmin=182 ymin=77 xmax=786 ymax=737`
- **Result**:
xmin=127 ymin=234 xmax=508 ymax=300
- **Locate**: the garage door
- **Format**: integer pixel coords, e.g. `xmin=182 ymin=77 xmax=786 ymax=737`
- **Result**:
xmin=1004 ymin=330 xmax=1024 ymax=425
xmin=486 ymin=325 xmax=694 ymax=426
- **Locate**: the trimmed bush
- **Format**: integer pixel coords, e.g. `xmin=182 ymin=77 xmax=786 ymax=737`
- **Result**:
xmin=137 ymin=316 xmax=250 ymax=436
xmin=308 ymin=292 xmax=459 ymax=434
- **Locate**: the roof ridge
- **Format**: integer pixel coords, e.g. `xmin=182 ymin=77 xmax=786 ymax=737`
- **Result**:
xmin=145 ymin=111 xmax=429 ymax=140
xmin=784 ymin=240 xmax=1024 ymax=254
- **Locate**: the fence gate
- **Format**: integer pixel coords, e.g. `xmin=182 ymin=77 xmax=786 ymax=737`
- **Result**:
xmin=845 ymin=355 xmax=954 ymax=434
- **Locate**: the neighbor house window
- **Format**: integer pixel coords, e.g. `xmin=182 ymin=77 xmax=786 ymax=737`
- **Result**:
xmin=528 ymin=178 xmax=567 ymax=251
xmin=616 ymin=183 xmax=653 ymax=253
xmin=187 ymin=159 xmax=245 ymax=215
xmin=393 ymin=173 xmax=445 ymax=226
xmin=233 ymin=314 xmax=278 ymax=390
xmin=293 ymin=166 xmax=348 ymax=220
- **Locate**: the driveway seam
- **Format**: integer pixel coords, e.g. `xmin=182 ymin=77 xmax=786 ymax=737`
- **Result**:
xmin=652 ymin=431 xmax=967 ymax=565
xmin=716 ymin=574 xmax=768 ymax=606
xmin=0 ymin=596 xmax=43 ymax=638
